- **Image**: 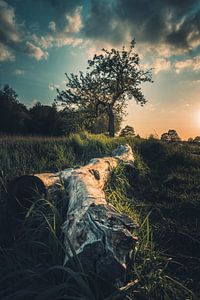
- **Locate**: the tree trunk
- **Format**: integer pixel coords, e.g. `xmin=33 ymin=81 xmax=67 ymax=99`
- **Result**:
xmin=108 ymin=104 xmax=115 ymax=137
xmin=8 ymin=144 xmax=138 ymax=285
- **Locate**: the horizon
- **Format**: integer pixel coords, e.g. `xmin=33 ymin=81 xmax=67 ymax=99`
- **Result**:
xmin=0 ymin=0 xmax=200 ymax=140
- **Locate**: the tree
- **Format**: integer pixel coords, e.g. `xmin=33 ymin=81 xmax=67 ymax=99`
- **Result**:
xmin=0 ymin=84 xmax=29 ymax=134
xmin=56 ymin=40 xmax=153 ymax=137
xmin=59 ymin=108 xmax=88 ymax=135
xmin=27 ymin=102 xmax=62 ymax=136
xmin=188 ymin=137 xmax=193 ymax=143
xmin=86 ymin=111 xmax=122 ymax=134
xmin=119 ymin=125 xmax=135 ymax=137
xmin=194 ymin=136 xmax=200 ymax=143
xmin=161 ymin=130 xmax=181 ymax=142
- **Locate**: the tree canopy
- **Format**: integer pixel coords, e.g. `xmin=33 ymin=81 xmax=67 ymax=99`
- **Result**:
xmin=56 ymin=39 xmax=153 ymax=137
xmin=0 ymin=84 xmax=122 ymax=136
xmin=0 ymin=85 xmax=29 ymax=134
xmin=120 ymin=125 xmax=135 ymax=137
xmin=161 ymin=130 xmax=181 ymax=142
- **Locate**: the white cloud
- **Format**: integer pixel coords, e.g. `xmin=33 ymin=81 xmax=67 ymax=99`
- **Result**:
xmin=49 ymin=83 xmax=60 ymax=91
xmin=0 ymin=0 xmax=22 ymax=44
xmin=65 ymin=6 xmax=83 ymax=33
xmin=25 ymin=41 xmax=48 ymax=60
xmin=13 ymin=69 xmax=25 ymax=75
xmin=0 ymin=42 xmax=15 ymax=61
xmin=31 ymin=34 xmax=54 ymax=49
xmin=175 ymin=56 xmax=200 ymax=73
xmin=48 ymin=21 xmax=56 ymax=32
xmin=153 ymin=58 xmax=171 ymax=74
xmin=30 ymin=7 xmax=83 ymax=51
xmin=31 ymin=33 xmax=82 ymax=49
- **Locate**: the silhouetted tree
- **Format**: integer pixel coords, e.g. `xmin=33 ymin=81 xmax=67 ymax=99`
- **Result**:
xmin=27 ymin=102 xmax=63 ymax=136
xmin=119 ymin=125 xmax=135 ymax=137
xmin=0 ymin=84 xmax=29 ymax=134
xmin=161 ymin=130 xmax=181 ymax=142
xmin=56 ymin=40 xmax=153 ymax=137
xmin=194 ymin=136 xmax=200 ymax=143
xmin=188 ymin=138 xmax=193 ymax=143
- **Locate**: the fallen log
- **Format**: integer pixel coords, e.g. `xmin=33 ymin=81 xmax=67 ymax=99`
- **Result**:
xmin=9 ymin=144 xmax=138 ymax=284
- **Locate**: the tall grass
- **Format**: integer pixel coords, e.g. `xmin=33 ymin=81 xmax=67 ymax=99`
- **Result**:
xmin=105 ymin=162 xmax=195 ymax=299
xmin=0 ymin=133 xmax=199 ymax=299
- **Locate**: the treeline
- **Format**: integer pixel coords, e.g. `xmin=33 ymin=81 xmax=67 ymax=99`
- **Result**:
xmin=0 ymin=85 xmax=121 ymax=136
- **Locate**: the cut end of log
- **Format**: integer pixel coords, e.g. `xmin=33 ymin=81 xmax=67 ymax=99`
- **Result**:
xmin=8 ymin=175 xmax=46 ymax=211
xmin=8 ymin=143 xmax=138 ymax=286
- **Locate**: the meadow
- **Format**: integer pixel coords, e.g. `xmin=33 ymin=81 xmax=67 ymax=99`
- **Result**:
xmin=0 ymin=133 xmax=199 ymax=299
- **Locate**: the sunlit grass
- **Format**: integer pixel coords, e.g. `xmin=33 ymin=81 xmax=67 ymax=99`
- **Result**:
xmin=0 ymin=133 xmax=199 ymax=299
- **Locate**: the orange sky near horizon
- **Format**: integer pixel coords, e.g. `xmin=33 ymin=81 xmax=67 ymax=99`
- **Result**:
xmin=123 ymin=77 xmax=200 ymax=141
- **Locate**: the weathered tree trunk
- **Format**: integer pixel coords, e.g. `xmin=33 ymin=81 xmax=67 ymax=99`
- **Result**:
xmin=9 ymin=144 xmax=138 ymax=284
xmin=107 ymin=104 xmax=115 ymax=137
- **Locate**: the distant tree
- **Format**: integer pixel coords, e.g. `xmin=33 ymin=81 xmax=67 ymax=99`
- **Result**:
xmin=56 ymin=39 xmax=153 ymax=137
xmin=161 ymin=133 xmax=171 ymax=142
xmin=193 ymin=136 xmax=200 ymax=143
xmin=58 ymin=108 xmax=88 ymax=135
xmin=27 ymin=102 xmax=62 ymax=135
xmin=119 ymin=125 xmax=135 ymax=137
xmin=148 ymin=132 xmax=159 ymax=140
xmin=188 ymin=137 xmax=193 ymax=143
xmin=161 ymin=130 xmax=181 ymax=142
xmin=0 ymin=84 xmax=29 ymax=134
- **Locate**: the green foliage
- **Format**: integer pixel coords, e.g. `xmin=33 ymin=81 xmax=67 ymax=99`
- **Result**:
xmin=57 ymin=40 xmax=153 ymax=137
xmin=0 ymin=84 xmax=29 ymax=134
xmin=161 ymin=129 xmax=181 ymax=142
xmin=0 ymin=134 xmax=199 ymax=299
xmin=0 ymin=84 xmax=123 ymax=136
xmin=119 ymin=125 xmax=135 ymax=137
xmin=105 ymin=156 xmax=197 ymax=299
xmin=27 ymin=102 xmax=63 ymax=136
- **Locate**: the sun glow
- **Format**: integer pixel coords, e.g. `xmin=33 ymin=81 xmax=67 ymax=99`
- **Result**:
xmin=196 ymin=111 xmax=200 ymax=127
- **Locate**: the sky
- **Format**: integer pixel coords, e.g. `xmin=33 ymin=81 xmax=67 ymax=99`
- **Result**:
xmin=0 ymin=0 xmax=200 ymax=139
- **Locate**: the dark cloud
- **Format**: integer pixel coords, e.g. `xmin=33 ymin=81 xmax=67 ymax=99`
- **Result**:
xmin=36 ymin=0 xmax=82 ymax=15
xmin=84 ymin=0 xmax=127 ymax=44
xmin=166 ymin=10 xmax=200 ymax=49
xmin=84 ymin=0 xmax=200 ymax=52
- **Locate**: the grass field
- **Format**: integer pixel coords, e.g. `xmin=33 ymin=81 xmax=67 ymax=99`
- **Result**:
xmin=0 ymin=133 xmax=199 ymax=299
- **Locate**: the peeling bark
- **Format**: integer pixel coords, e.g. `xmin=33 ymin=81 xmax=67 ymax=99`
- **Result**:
xmin=9 ymin=144 xmax=138 ymax=284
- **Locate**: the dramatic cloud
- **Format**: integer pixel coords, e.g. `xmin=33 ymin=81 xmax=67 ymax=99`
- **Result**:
xmin=31 ymin=7 xmax=83 ymax=49
xmin=0 ymin=0 xmax=22 ymax=45
xmin=0 ymin=0 xmax=22 ymax=62
xmin=153 ymin=58 xmax=171 ymax=74
xmin=37 ymin=0 xmax=82 ymax=15
xmin=0 ymin=0 xmax=83 ymax=62
xmin=25 ymin=41 xmax=48 ymax=60
xmin=0 ymin=42 xmax=15 ymax=61
xmin=65 ymin=6 xmax=83 ymax=33
xmin=1 ymin=0 xmax=199 ymax=65
xmin=84 ymin=0 xmax=200 ymax=55
xmin=84 ymin=1 xmax=127 ymax=45
xmin=175 ymin=56 xmax=200 ymax=73
xmin=32 ymin=33 xmax=82 ymax=49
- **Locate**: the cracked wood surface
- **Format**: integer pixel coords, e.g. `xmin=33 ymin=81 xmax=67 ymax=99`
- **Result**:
xmin=9 ymin=144 xmax=138 ymax=283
